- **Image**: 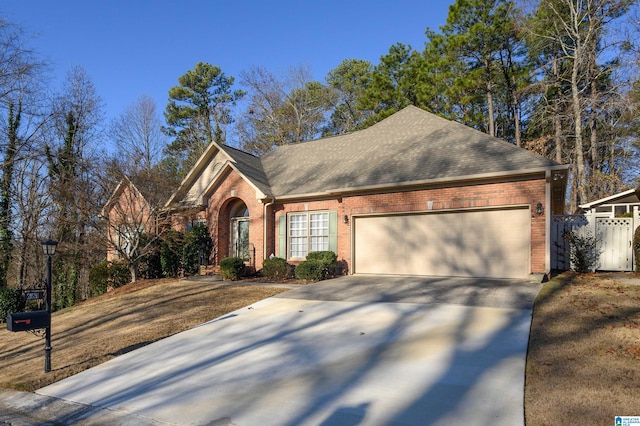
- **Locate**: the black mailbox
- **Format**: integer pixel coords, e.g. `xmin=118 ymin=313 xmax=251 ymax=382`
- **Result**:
xmin=6 ymin=311 xmax=50 ymax=332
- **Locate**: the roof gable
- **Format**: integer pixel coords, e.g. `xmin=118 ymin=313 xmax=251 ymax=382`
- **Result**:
xmin=166 ymin=141 xmax=268 ymax=209
xmin=579 ymin=187 xmax=640 ymax=210
xmin=102 ymin=176 xmax=147 ymax=217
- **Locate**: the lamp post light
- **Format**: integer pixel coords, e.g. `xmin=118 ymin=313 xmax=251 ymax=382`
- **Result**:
xmin=41 ymin=239 xmax=58 ymax=373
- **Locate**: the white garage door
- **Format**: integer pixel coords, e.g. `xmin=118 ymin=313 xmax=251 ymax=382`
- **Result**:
xmin=353 ymin=207 xmax=530 ymax=279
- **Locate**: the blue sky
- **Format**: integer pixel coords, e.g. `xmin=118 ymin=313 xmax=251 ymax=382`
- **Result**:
xmin=1 ymin=1 xmax=452 ymax=132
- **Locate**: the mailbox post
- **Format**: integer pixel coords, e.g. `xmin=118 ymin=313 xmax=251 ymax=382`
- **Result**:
xmin=42 ymin=239 xmax=58 ymax=373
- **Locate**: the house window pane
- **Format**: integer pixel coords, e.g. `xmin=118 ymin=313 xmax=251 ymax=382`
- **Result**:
xmin=290 ymin=215 xmax=306 ymax=236
xmin=287 ymin=212 xmax=330 ymax=259
xmin=310 ymin=236 xmax=328 ymax=252
xmin=310 ymin=213 xmax=328 ymax=236
xmin=290 ymin=236 xmax=308 ymax=258
xmin=310 ymin=212 xmax=329 ymax=251
xmin=289 ymin=214 xmax=308 ymax=258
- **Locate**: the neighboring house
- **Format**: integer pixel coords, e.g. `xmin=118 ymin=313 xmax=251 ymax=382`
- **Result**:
xmin=166 ymin=106 xmax=568 ymax=280
xmin=102 ymin=176 xmax=159 ymax=261
xmin=578 ymin=187 xmax=640 ymax=217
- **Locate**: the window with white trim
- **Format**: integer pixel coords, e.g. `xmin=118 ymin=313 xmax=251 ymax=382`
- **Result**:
xmin=288 ymin=211 xmax=329 ymax=259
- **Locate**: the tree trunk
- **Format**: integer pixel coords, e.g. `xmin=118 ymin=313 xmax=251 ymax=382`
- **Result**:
xmin=570 ymin=161 xmax=579 ymax=213
xmin=485 ymin=59 xmax=495 ymax=137
xmin=129 ymin=262 xmax=138 ymax=283
xmin=554 ymin=111 xmax=563 ymax=164
xmin=512 ymin=90 xmax=522 ymax=147
xmin=589 ymin=77 xmax=599 ymax=172
xmin=571 ymin=55 xmax=588 ymax=207
xmin=552 ymin=58 xmax=564 ymax=164
xmin=0 ymin=103 xmax=20 ymax=288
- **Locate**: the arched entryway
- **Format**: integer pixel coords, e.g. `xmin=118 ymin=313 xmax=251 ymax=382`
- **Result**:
xmin=229 ymin=200 xmax=250 ymax=261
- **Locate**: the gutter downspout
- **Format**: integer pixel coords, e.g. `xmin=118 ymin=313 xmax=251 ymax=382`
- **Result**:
xmin=264 ymin=196 xmax=275 ymax=263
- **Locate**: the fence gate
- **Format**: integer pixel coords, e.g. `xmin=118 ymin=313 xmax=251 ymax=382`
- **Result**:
xmin=552 ymin=213 xmax=637 ymax=271
xmin=596 ymin=217 xmax=633 ymax=271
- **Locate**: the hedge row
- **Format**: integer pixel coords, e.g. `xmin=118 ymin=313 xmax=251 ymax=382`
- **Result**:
xmin=220 ymin=251 xmax=340 ymax=281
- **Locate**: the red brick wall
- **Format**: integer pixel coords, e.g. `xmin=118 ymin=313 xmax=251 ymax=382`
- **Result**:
xmin=106 ymin=183 xmax=152 ymax=261
xmin=272 ymin=178 xmax=548 ymax=274
xmin=206 ymin=170 xmax=265 ymax=269
xmin=195 ymin=172 xmax=548 ymax=275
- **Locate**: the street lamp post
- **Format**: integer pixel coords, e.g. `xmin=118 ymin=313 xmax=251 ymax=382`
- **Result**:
xmin=41 ymin=239 xmax=58 ymax=373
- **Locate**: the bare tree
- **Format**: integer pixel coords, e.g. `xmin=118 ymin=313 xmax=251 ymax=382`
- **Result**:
xmin=101 ymin=174 xmax=171 ymax=282
xmin=108 ymin=94 xmax=167 ymax=174
xmin=526 ymin=0 xmax=633 ymax=210
xmin=13 ymin=157 xmax=50 ymax=287
xmin=0 ymin=17 xmax=46 ymax=288
xmin=237 ymin=65 xmax=336 ymax=154
xmin=45 ymin=65 xmax=105 ymax=308
xmin=0 ymin=18 xmax=42 ymax=102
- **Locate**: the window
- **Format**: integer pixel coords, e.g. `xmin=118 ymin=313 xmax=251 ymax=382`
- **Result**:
xmin=186 ymin=217 xmax=207 ymax=232
xmin=288 ymin=212 xmax=329 ymax=259
xmin=113 ymin=224 xmax=143 ymax=259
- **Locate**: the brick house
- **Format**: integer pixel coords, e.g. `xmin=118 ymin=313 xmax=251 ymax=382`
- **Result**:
xmin=103 ymin=175 xmax=166 ymax=262
xmin=166 ymin=106 xmax=568 ymax=280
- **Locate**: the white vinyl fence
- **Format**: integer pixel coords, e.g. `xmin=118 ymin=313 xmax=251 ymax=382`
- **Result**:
xmin=552 ymin=207 xmax=640 ymax=271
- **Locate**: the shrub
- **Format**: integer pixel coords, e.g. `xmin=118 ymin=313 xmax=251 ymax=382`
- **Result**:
xmin=295 ymin=251 xmax=339 ymax=281
xmin=262 ymin=257 xmax=292 ymax=280
xmin=306 ymin=251 xmax=337 ymax=264
xmin=161 ymin=231 xmax=183 ymax=278
xmin=89 ymin=261 xmax=131 ymax=297
xmin=139 ymin=239 xmax=162 ymax=279
xmin=295 ymin=260 xmax=326 ymax=281
xmin=89 ymin=261 xmax=110 ymax=297
xmin=0 ymin=287 xmax=24 ymax=323
xmin=564 ymin=230 xmax=600 ymax=273
xmin=220 ymin=257 xmax=245 ymax=280
xmin=182 ymin=224 xmax=213 ymax=276
xmin=110 ymin=261 xmax=130 ymax=288
xmin=135 ymin=234 xmax=162 ymax=280
xmin=634 ymin=225 xmax=640 ymax=272
xmin=52 ymin=261 xmax=78 ymax=311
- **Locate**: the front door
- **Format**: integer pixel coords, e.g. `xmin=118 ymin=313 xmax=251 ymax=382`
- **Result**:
xmin=231 ymin=218 xmax=250 ymax=261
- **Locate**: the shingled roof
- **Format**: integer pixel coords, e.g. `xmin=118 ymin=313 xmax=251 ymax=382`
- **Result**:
xmin=216 ymin=143 xmax=271 ymax=195
xmin=172 ymin=105 xmax=563 ymax=205
xmin=258 ymin=105 xmax=560 ymax=197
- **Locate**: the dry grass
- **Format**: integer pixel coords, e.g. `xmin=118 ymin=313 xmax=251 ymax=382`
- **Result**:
xmin=0 ymin=278 xmax=289 ymax=391
xmin=525 ymin=272 xmax=640 ymax=424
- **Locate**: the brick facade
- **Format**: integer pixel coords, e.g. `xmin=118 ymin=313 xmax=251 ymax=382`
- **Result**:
xmin=205 ymin=169 xmax=265 ymax=269
xmin=270 ymin=177 xmax=548 ymax=275
xmin=106 ymin=181 xmax=152 ymax=261
xmin=192 ymin=171 xmax=548 ymax=276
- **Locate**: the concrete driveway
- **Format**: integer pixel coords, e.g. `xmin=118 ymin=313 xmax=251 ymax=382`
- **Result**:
xmin=34 ymin=275 xmax=540 ymax=425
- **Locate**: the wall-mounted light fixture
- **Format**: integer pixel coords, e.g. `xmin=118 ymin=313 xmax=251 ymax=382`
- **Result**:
xmin=343 ymin=215 xmax=349 ymax=224
xmin=552 ymin=172 xmax=564 ymax=181
xmin=536 ymin=202 xmax=544 ymax=215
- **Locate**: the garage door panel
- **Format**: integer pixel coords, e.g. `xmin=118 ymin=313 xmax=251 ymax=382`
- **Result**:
xmin=354 ymin=208 xmax=530 ymax=279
